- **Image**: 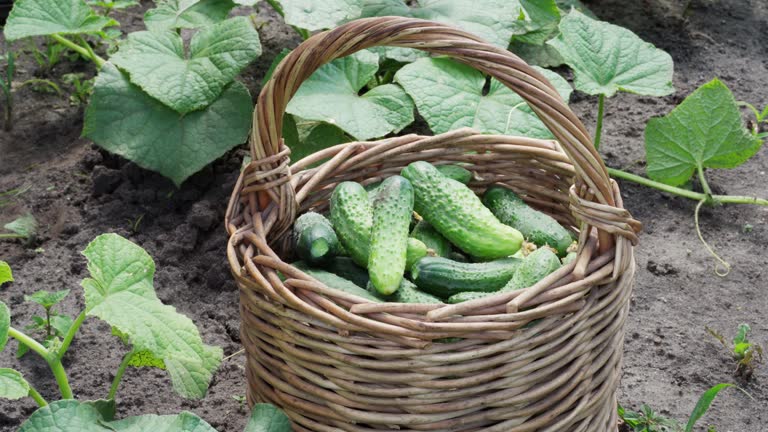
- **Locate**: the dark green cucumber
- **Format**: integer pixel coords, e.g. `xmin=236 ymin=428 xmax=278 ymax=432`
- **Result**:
xmin=330 ymin=182 xmax=373 ymax=267
xmin=410 ymin=220 xmax=452 ymax=257
xmin=449 ymin=251 xmax=469 ymax=262
xmin=405 ymin=238 xmax=428 ymax=271
xmin=411 ymin=256 xmax=522 ymax=299
xmin=447 ymin=248 xmax=562 ymax=303
xmin=368 ymin=176 xmax=414 ymax=295
xmin=368 ymin=279 xmax=443 ymax=304
xmin=402 ymin=161 xmax=523 ymax=259
xmin=482 ymin=186 xmax=574 ymax=256
xmin=292 ymin=261 xmax=381 ymax=302
xmin=436 ymin=164 xmax=472 ymax=184
xmin=322 ymin=256 xmax=369 ymax=288
xmin=293 ymin=212 xmax=339 ymax=265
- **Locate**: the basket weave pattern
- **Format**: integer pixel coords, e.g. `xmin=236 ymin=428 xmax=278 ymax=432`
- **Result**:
xmin=226 ymin=17 xmax=641 ymax=431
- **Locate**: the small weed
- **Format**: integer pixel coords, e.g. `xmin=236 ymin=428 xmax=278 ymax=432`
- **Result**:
xmin=0 ymin=214 xmax=38 ymax=242
xmin=707 ymin=324 xmax=764 ymax=379
xmin=62 ymin=73 xmax=94 ymax=106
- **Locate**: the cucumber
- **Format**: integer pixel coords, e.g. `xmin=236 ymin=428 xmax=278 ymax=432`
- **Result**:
xmin=561 ymin=251 xmax=578 ymax=265
xmin=323 ymin=256 xmax=369 ymax=288
xmin=405 ymin=238 xmax=428 ymax=271
xmin=436 ymin=164 xmax=472 ymax=184
xmin=447 ymin=248 xmax=561 ymax=303
xmin=410 ymin=220 xmax=452 ymax=257
xmin=292 ymin=261 xmax=381 ymax=302
xmin=330 ymin=182 xmax=373 ymax=267
xmin=368 ymin=279 xmax=443 ymax=304
xmin=411 ymin=256 xmax=523 ymax=298
xmin=482 ymin=186 xmax=574 ymax=256
xmin=293 ymin=212 xmax=339 ymax=265
xmin=368 ymin=176 xmax=414 ymax=295
xmin=402 ymin=161 xmax=524 ymax=259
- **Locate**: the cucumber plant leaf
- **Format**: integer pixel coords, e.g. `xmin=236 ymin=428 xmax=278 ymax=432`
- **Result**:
xmin=279 ymin=0 xmax=363 ymax=31
xmin=0 ymin=301 xmax=9 ymax=352
xmin=286 ymin=50 xmax=414 ymax=141
xmin=508 ymin=40 xmax=564 ymax=67
xmin=395 ymin=57 xmax=572 ymax=138
xmin=84 ymin=63 xmax=252 ymax=186
xmin=4 ymin=214 xmax=38 ymax=238
xmin=0 ymin=368 xmax=31 ymax=400
xmin=547 ymin=9 xmax=673 ymax=97
xmin=554 ymin=0 xmax=595 ymax=18
xmin=87 ymin=0 xmax=140 ymax=9
xmin=514 ymin=0 xmax=560 ymax=45
xmin=111 ymin=17 xmax=262 ymax=113
xmin=0 ymin=261 xmax=12 ymax=286
xmin=244 ymin=404 xmax=292 ymax=432
xmin=25 ymin=289 xmax=70 ymax=309
xmin=19 ymin=400 xmax=117 ymax=432
xmin=645 ymin=79 xmax=763 ymax=187
xmin=360 ymin=0 xmax=523 ymax=49
xmin=4 ymin=0 xmax=117 ymax=41
xmin=80 ymin=233 xmax=223 ymax=399
xmin=144 ymin=0 xmax=237 ymax=32
xmin=108 ymin=412 xmax=217 ymax=432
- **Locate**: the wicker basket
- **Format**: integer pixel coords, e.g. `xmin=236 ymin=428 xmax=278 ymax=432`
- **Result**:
xmin=225 ymin=16 xmax=641 ymax=432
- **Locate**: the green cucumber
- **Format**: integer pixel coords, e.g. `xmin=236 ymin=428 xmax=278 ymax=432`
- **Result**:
xmin=447 ymin=248 xmax=562 ymax=303
xmin=293 ymin=212 xmax=340 ymax=265
xmin=323 ymin=256 xmax=369 ymax=288
xmin=561 ymin=251 xmax=578 ymax=265
xmin=436 ymin=164 xmax=472 ymax=184
xmin=368 ymin=279 xmax=443 ymax=304
xmin=411 ymin=256 xmax=522 ymax=299
xmin=482 ymin=186 xmax=574 ymax=256
xmin=405 ymin=238 xmax=428 ymax=271
xmin=292 ymin=261 xmax=381 ymax=302
xmin=330 ymin=182 xmax=373 ymax=267
xmin=368 ymin=176 xmax=414 ymax=295
xmin=410 ymin=220 xmax=452 ymax=257
xmin=401 ymin=161 xmax=524 ymax=259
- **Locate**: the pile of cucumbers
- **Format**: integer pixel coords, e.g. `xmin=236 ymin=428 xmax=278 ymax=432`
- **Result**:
xmin=291 ymin=161 xmax=577 ymax=304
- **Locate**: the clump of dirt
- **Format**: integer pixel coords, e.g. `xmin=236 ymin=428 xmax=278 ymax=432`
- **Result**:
xmin=1 ymin=0 xmax=767 ymax=431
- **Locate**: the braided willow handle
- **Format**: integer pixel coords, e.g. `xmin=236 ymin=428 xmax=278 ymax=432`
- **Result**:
xmin=252 ymin=16 xmax=616 ymax=208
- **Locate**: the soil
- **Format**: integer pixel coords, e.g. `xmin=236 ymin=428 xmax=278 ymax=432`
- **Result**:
xmin=1 ymin=0 xmax=766 ymax=431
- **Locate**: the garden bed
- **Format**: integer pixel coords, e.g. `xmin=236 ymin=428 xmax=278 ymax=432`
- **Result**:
xmin=1 ymin=0 xmax=766 ymax=431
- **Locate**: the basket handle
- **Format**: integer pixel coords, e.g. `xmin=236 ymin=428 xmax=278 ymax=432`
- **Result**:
xmin=251 ymin=16 xmax=631 ymax=250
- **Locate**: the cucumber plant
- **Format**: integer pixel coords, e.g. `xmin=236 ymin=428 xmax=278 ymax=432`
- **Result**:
xmin=15 ymin=289 xmax=73 ymax=359
xmin=3 ymin=0 xmax=262 ymax=186
xmin=706 ymin=324 xmax=764 ymax=379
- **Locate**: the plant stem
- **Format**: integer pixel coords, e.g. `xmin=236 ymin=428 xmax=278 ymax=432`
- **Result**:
xmin=57 ymin=311 xmax=86 ymax=360
xmin=27 ymin=386 xmax=48 ymax=407
xmin=49 ymin=34 xmax=106 ymax=69
xmin=594 ymin=94 xmax=605 ymax=149
xmin=8 ymin=327 xmax=73 ymax=399
xmin=108 ymin=351 xmax=134 ymax=400
xmin=0 ymin=233 xmax=27 ymax=239
xmin=696 ymin=164 xmax=713 ymax=199
xmin=607 ymin=167 xmax=768 ymax=206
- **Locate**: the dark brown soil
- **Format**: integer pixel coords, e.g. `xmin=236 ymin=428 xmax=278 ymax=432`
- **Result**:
xmin=1 ymin=1 xmax=766 ymax=431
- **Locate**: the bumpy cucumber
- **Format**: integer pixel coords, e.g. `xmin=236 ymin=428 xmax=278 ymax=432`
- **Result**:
xmin=322 ymin=256 xmax=369 ymax=288
xmin=411 ymin=256 xmax=523 ymax=298
xmin=402 ymin=161 xmax=523 ymax=259
xmin=447 ymin=248 xmax=562 ymax=303
xmin=405 ymin=238 xmax=428 ymax=271
xmin=292 ymin=261 xmax=381 ymax=302
xmin=436 ymin=164 xmax=472 ymax=184
xmin=483 ymin=186 xmax=574 ymax=256
xmin=293 ymin=212 xmax=339 ymax=265
xmin=368 ymin=279 xmax=443 ymax=304
xmin=368 ymin=176 xmax=414 ymax=295
xmin=410 ymin=220 xmax=452 ymax=257
xmin=330 ymin=182 xmax=373 ymax=267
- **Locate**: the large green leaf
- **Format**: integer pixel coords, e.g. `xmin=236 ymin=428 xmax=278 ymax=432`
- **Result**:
xmin=111 ymin=17 xmax=261 ymax=113
xmin=4 ymin=0 xmax=116 ymax=41
xmin=547 ymin=9 xmax=673 ymax=97
xmin=19 ymin=400 xmax=116 ymax=432
xmin=280 ymin=0 xmax=362 ymax=31
xmin=514 ymin=0 xmax=560 ymax=45
xmin=361 ymin=0 xmax=523 ymax=49
xmin=80 ymin=234 xmax=222 ymax=399
xmin=645 ymin=79 xmax=763 ymax=186
xmin=84 ymin=63 xmax=252 ymax=186
xmin=25 ymin=289 xmax=70 ymax=309
xmin=286 ymin=50 xmax=414 ymax=140
xmin=0 ymin=368 xmax=31 ymax=400
xmin=395 ymin=57 xmax=571 ymax=138
xmin=244 ymin=404 xmax=292 ymax=432
xmin=109 ymin=412 xmax=217 ymax=432
xmin=144 ymin=0 xmax=237 ymax=32
xmin=0 ymin=261 xmax=12 ymax=286
xmin=0 ymin=301 xmax=9 ymax=352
